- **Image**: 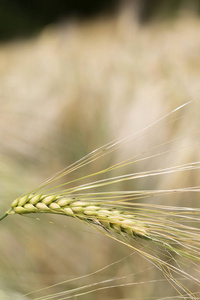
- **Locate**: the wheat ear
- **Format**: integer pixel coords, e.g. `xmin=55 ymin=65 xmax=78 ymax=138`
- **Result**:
xmin=4 ymin=193 xmax=148 ymax=239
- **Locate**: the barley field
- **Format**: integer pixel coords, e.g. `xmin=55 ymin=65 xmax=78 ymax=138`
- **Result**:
xmin=0 ymin=8 xmax=200 ymax=300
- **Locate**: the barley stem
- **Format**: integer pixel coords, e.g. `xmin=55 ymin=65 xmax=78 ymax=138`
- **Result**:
xmin=0 ymin=212 xmax=9 ymax=221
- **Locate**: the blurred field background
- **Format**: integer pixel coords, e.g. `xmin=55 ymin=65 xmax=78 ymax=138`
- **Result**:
xmin=0 ymin=1 xmax=200 ymax=299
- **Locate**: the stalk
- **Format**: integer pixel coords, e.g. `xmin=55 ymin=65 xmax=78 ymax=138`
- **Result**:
xmin=0 ymin=212 xmax=8 ymax=221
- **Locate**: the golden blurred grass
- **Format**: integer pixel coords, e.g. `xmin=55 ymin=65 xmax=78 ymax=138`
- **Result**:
xmin=0 ymin=8 xmax=200 ymax=299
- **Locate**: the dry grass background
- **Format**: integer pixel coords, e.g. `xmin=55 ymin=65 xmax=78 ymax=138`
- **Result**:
xmin=0 ymin=6 xmax=200 ymax=299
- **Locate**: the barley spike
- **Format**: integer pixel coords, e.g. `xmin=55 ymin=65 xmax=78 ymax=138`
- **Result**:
xmin=5 ymin=194 xmax=148 ymax=239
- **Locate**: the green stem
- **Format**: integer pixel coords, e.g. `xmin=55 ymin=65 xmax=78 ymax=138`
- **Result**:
xmin=0 ymin=212 xmax=8 ymax=221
